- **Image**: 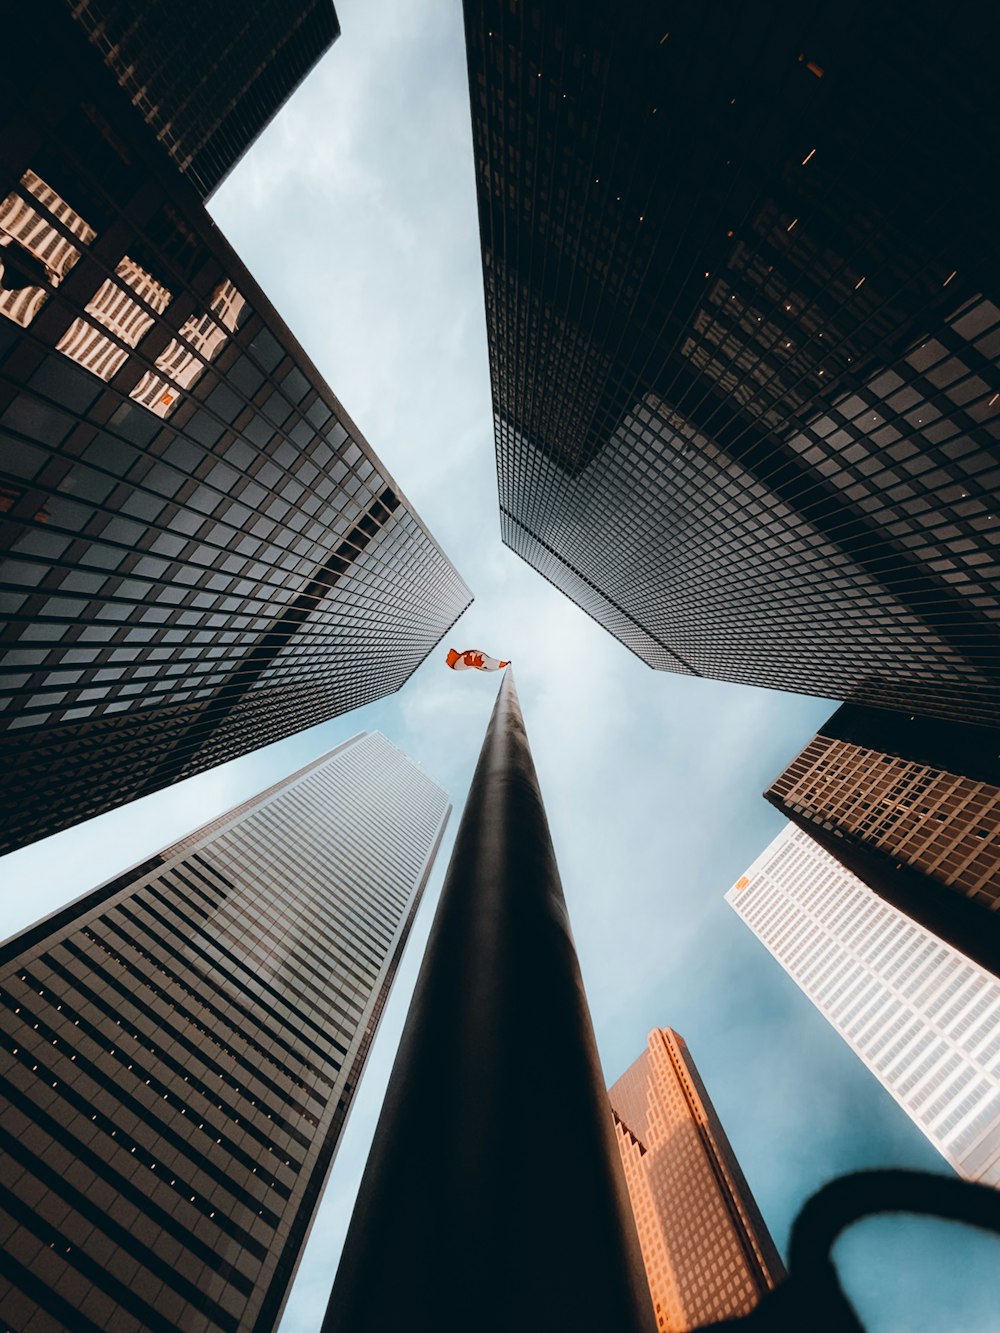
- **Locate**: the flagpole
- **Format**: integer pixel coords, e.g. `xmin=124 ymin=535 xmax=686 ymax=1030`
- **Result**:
xmin=320 ymin=669 xmax=655 ymax=1332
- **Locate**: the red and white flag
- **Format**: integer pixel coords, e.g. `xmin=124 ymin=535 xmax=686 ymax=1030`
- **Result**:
xmin=446 ymin=648 xmax=510 ymax=672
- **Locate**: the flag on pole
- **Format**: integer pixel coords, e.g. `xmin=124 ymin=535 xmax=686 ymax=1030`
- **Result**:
xmin=446 ymin=648 xmax=510 ymax=672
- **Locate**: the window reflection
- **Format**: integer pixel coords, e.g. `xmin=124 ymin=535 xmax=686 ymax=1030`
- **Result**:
xmin=130 ymin=280 xmax=245 ymax=417
xmin=0 ymin=169 xmax=96 ymax=327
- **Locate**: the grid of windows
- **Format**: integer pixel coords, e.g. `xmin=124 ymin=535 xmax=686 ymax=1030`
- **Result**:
xmin=66 ymin=0 xmax=340 ymax=199
xmin=610 ymin=1029 xmax=784 ymax=1332
xmin=0 ymin=732 xmax=451 ymax=1333
xmin=0 ymin=7 xmax=472 ymax=853
xmin=771 ymin=735 xmax=1000 ymax=909
xmin=465 ymin=1 xmax=1000 ymax=725
xmin=727 ymin=825 xmax=1000 ymax=1185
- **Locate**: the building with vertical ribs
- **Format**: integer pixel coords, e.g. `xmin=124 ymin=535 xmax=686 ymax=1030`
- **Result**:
xmin=66 ymin=0 xmax=341 ymax=200
xmin=609 ymin=1027 xmax=784 ymax=1332
xmin=766 ymin=704 xmax=1000 ymax=977
xmin=463 ymin=0 xmax=1000 ymax=726
xmin=0 ymin=732 xmax=451 ymax=1333
xmin=727 ymin=824 xmax=1000 ymax=1187
xmin=0 ymin=3 xmax=471 ymax=854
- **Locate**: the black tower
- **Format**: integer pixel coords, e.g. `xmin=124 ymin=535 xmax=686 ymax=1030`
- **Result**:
xmin=464 ymin=0 xmax=1000 ymax=725
xmin=0 ymin=4 xmax=471 ymax=853
xmin=67 ymin=0 xmax=341 ymax=199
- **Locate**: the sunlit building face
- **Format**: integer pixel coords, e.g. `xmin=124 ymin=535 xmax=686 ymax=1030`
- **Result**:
xmin=765 ymin=704 xmax=1000 ymax=972
xmin=609 ymin=1027 xmax=785 ymax=1332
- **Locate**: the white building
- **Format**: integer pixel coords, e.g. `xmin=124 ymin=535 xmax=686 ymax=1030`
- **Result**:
xmin=726 ymin=823 xmax=1000 ymax=1186
xmin=0 ymin=732 xmax=451 ymax=1331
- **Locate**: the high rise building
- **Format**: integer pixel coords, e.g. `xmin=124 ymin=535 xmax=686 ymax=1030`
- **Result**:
xmin=766 ymin=704 xmax=1000 ymax=977
xmin=67 ymin=0 xmax=340 ymax=199
xmin=0 ymin=3 xmax=471 ymax=854
xmin=609 ymin=1027 xmax=784 ymax=1332
xmin=463 ymin=1 xmax=1000 ymax=726
xmin=0 ymin=731 xmax=451 ymax=1333
xmin=727 ymin=824 xmax=1000 ymax=1187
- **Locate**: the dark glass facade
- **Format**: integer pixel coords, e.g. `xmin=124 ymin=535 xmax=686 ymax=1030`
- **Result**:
xmin=67 ymin=0 xmax=340 ymax=199
xmin=0 ymin=5 xmax=472 ymax=854
xmin=766 ymin=704 xmax=1000 ymax=978
xmin=0 ymin=732 xmax=451 ymax=1333
xmin=464 ymin=0 xmax=1000 ymax=725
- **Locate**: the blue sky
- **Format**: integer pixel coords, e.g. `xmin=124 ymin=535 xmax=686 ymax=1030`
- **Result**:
xmin=2 ymin=3 xmax=997 ymax=1329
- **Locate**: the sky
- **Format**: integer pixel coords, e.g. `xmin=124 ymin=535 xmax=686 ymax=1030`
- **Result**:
xmin=2 ymin=2 xmax=998 ymax=1330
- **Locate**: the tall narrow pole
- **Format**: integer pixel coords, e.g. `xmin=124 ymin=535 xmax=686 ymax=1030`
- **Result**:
xmin=321 ymin=671 xmax=654 ymax=1332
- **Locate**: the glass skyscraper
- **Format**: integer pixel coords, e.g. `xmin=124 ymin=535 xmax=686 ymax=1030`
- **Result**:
xmin=727 ymin=824 xmax=1000 ymax=1187
xmin=67 ymin=0 xmax=341 ymax=200
xmin=463 ymin=1 xmax=1000 ymax=726
xmin=0 ymin=3 xmax=472 ymax=853
xmin=610 ymin=1027 xmax=784 ymax=1332
xmin=766 ymin=704 xmax=1000 ymax=977
xmin=0 ymin=731 xmax=451 ymax=1333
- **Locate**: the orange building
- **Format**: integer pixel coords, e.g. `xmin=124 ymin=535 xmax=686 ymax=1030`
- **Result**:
xmin=609 ymin=1028 xmax=784 ymax=1332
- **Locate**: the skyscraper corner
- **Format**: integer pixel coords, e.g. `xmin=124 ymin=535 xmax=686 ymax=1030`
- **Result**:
xmin=0 ymin=2 xmax=472 ymax=853
xmin=0 ymin=732 xmax=451 ymax=1332
xmin=765 ymin=704 xmax=1000 ymax=978
xmin=66 ymin=0 xmax=342 ymax=199
xmin=727 ymin=825 xmax=1000 ymax=1188
xmin=610 ymin=1026 xmax=785 ymax=1331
